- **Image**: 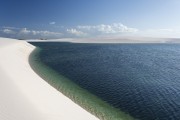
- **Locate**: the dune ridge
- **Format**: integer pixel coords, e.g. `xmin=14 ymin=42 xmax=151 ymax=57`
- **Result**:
xmin=0 ymin=38 xmax=98 ymax=120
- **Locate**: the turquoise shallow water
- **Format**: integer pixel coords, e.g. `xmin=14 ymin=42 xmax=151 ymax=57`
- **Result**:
xmin=30 ymin=42 xmax=180 ymax=120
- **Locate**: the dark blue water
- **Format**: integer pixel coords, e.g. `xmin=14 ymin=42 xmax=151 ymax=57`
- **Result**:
xmin=30 ymin=42 xmax=180 ymax=120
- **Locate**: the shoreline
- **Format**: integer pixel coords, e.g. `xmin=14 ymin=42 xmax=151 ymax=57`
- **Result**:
xmin=26 ymin=37 xmax=180 ymax=43
xmin=0 ymin=38 xmax=98 ymax=120
xmin=29 ymin=44 xmax=134 ymax=120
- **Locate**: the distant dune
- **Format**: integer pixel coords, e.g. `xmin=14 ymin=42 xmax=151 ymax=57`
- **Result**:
xmin=26 ymin=37 xmax=180 ymax=43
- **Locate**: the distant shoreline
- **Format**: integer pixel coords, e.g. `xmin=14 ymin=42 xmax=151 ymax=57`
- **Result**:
xmin=26 ymin=37 xmax=180 ymax=43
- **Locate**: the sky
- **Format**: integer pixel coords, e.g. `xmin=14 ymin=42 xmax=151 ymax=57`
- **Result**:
xmin=0 ymin=0 xmax=180 ymax=39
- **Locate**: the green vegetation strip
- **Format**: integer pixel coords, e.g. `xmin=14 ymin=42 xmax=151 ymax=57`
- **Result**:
xmin=29 ymin=47 xmax=135 ymax=120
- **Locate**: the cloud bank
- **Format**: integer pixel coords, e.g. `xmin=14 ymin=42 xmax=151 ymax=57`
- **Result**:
xmin=0 ymin=23 xmax=179 ymax=39
xmin=77 ymin=23 xmax=138 ymax=33
xmin=0 ymin=23 xmax=138 ymax=39
xmin=0 ymin=27 xmax=63 ymax=39
xmin=3 ymin=29 xmax=15 ymax=34
xmin=67 ymin=29 xmax=87 ymax=37
xmin=67 ymin=23 xmax=138 ymax=37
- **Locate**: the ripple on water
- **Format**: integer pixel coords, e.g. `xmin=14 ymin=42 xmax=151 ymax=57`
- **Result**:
xmin=30 ymin=42 xmax=180 ymax=120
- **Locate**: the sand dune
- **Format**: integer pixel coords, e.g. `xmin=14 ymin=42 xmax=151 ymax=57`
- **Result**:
xmin=0 ymin=38 xmax=98 ymax=120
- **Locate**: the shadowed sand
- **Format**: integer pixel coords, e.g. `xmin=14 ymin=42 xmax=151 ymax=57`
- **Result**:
xmin=0 ymin=37 xmax=98 ymax=120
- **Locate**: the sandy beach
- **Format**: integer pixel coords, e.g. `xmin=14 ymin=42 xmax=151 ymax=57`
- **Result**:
xmin=0 ymin=37 xmax=98 ymax=120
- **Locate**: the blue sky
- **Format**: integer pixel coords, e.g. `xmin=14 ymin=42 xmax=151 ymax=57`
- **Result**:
xmin=0 ymin=0 xmax=180 ymax=39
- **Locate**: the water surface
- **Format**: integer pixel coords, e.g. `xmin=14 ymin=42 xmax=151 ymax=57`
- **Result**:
xmin=30 ymin=42 xmax=180 ymax=120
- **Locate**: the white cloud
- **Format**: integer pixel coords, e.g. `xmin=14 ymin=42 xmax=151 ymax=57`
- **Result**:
xmin=2 ymin=27 xmax=62 ymax=39
xmin=0 ymin=23 xmax=139 ymax=39
xmin=31 ymin=30 xmax=62 ymax=36
xmin=66 ymin=23 xmax=138 ymax=37
xmin=0 ymin=26 xmax=64 ymax=39
xmin=67 ymin=29 xmax=87 ymax=37
xmin=77 ymin=23 xmax=138 ymax=34
xmin=19 ymin=28 xmax=63 ymax=39
xmin=1 ymin=24 xmax=180 ymax=39
xmin=49 ymin=22 xmax=56 ymax=25
xmin=3 ymin=29 xmax=16 ymax=34
xmin=19 ymin=28 xmax=31 ymax=35
xmin=35 ymin=30 xmax=62 ymax=37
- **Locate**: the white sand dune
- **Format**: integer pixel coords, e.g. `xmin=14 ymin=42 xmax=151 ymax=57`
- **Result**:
xmin=0 ymin=38 xmax=98 ymax=120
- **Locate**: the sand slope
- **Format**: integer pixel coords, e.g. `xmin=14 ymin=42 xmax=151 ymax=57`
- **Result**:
xmin=0 ymin=38 xmax=98 ymax=120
